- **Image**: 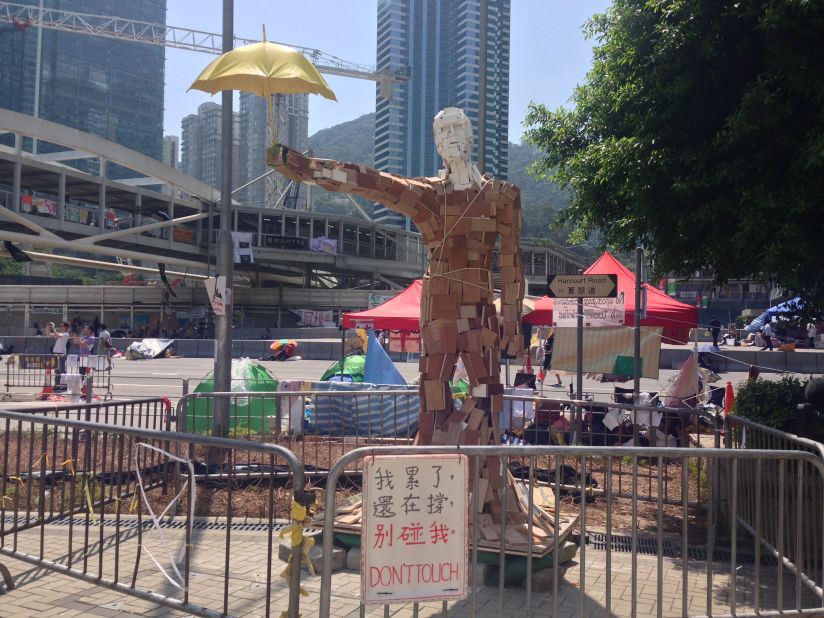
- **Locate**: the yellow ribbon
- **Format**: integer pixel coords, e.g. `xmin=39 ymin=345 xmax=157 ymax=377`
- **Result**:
xmin=81 ymin=474 xmax=98 ymax=524
xmin=60 ymin=459 xmax=76 ymax=475
xmin=278 ymin=497 xmax=314 ymax=612
xmin=33 ymin=453 xmax=50 ymax=469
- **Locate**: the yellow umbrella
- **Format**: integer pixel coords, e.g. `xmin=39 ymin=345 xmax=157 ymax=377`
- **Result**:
xmin=189 ymin=26 xmax=336 ymax=143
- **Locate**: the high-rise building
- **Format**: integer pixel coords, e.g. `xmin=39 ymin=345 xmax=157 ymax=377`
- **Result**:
xmin=374 ymin=0 xmax=511 ymax=229
xmin=180 ymin=102 xmax=240 ymax=191
xmin=238 ymin=92 xmax=309 ymax=209
xmin=0 ymin=0 xmax=166 ymax=163
xmin=162 ymin=135 xmax=179 ymax=169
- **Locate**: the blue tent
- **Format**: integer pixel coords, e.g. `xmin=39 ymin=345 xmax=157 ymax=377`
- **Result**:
xmin=745 ymin=298 xmax=802 ymax=333
xmin=363 ymin=330 xmax=406 ymax=385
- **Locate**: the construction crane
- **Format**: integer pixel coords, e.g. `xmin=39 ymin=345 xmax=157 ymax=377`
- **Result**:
xmin=0 ymin=1 xmax=407 ymax=211
xmin=0 ymin=1 xmax=408 ymax=96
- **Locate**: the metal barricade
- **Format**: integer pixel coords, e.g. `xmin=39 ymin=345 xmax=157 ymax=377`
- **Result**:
xmin=3 ymin=353 xmax=59 ymax=399
xmin=76 ymin=354 xmax=114 ymax=400
xmin=726 ymin=415 xmax=824 ymax=601
xmin=177 ymin=391 xmax=722 ymax=508
xmin=3 ymin=353 xmax=113 ymax=401
xmin=5 ymin=397 xmax=175 ymax=431
xmin=318 ymin=445 xmax=824 ymax=617
xmin=176 ymin=389 xmax=420 ymax=473
xmin=0 ymin=409 xmax=308 ymax=618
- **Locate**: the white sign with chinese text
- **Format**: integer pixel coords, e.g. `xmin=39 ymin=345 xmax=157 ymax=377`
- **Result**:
xmin=553 ymin=292 xmax=626 ymax=327
xmin=362 ymin=454 xmax=468 ymax=604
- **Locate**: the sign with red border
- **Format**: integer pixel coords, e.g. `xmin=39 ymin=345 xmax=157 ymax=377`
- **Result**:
xmin=362 ymin=454 xmax=468 ymax=604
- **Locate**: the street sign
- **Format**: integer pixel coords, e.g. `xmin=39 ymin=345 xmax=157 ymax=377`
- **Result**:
xmin=547 ymin=274 xmax=618 ymax=299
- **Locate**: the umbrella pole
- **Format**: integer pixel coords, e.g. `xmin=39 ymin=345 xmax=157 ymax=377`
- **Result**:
xmin=268 ymin=95 xmax=277 ymax=148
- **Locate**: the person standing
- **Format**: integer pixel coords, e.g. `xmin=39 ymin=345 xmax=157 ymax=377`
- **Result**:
xmin=97 ymin=323 xmax=113 ymax=356
xmin=808 ymin=322 xmax=818 ymax=349
xmin=74 ymin=325 xmax=95 ymax=375
xmin=709 ymin=316 xmax=721 ymax=347
xmin=47 ymin=321 xmax=70 ymax=390
xmin=762 ymin=322 xmax=774 ymax=351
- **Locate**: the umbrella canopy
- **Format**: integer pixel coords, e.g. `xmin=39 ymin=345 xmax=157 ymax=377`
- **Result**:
xmin=189 ymin=39 xmax=336 ymax=101
xmin=270 ymin=339 xmax=298 ymax=351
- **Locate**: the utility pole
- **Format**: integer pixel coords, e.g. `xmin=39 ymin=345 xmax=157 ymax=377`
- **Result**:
xmin=212 ymin=0 xmax=234 ymax=439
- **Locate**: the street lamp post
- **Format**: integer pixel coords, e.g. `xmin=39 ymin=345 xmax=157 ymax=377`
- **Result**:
xmin=212 ymin=0 xmax=234 ymax=440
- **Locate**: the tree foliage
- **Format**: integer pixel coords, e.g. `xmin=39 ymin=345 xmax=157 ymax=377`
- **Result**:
xmin=524 ymin=0 xmax=824 ymax=302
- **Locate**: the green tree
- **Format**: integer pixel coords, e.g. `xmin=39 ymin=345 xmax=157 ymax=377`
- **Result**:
xmin=524 ymin=0 xmax=824 ymax=303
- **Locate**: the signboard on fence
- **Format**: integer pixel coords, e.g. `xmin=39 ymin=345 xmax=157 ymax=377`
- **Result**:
xmin=17 ymin=354 xmax=58 ymax=370
xmin=553 ymin=292 xmax=626 ymax=327
xmin=362 ymin=454 xmax=468 ymax=604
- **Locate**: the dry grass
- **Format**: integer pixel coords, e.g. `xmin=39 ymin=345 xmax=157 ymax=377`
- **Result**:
xmin=2 ymin=427 xmax=709 ymax=536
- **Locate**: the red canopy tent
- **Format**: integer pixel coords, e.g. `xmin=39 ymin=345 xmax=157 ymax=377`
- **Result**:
xmin=341 ymin=279 xmax=422 ymax=331
xmin=523 ymin=252 xmax=697 ymax=344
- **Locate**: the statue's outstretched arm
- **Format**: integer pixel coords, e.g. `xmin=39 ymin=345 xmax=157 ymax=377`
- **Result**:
xmin=498 ymin=185 xmax=525 ymax=356
xmin=267 ymin=144 xmax=433 ymax=221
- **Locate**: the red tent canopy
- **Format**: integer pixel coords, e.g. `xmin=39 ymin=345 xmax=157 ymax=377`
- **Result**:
xmin=341 ymin=279 xmax=422 ymax=331
xmin=523 ymin=252 xmax=697 ymax=344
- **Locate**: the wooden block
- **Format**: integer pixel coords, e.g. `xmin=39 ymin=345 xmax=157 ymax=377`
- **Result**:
xmin=457 ymin=318 xmax=471 ymax=333
xmin=460 ymin=304 xmax=479 ymax=319
xmin=487 ymin=460 xmax=503 ymax=489
xmin=471 ymin=384 xmax=488 ymax=399
xmin=437 ymin=355 xmax=456 ymax=382
xmin=480 ymin=423 xmax=492 ymax=446
xmin=480 ymin=327 xmax=498 ymax=349
xmin=474 ymin=477 xmax=489 ymax=512
xmin=463 ymin=282 xmax=482 ymax=303
xmin=427 ymin=277 xmax=450 ymax=295
xmin=466 ymin=407 xmax=486 ymax=431
xmin=430 ymin=295 xmax=458 ymax=320
xmin=480 ymin=527 xmax=500 ymax=542
xmin=460 ymin=428 xmax=480 ymax=446
xmin=446 ymin=420 xmax=463 ymax=443
xmin=469 ymin=218 xmax=497 ymax=232
xmin=424 ymin=380 xmax=446 ymax=410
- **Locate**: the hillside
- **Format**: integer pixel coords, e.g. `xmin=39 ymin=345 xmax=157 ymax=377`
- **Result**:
xmin=307 ymin=114 xmax=375 ymax=217
xmin=307 ymin=113 xmax=573 ymax=244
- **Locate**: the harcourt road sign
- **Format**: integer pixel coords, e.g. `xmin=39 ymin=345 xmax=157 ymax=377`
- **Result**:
xmin=547 ymin=274 xmax=618 ymax=299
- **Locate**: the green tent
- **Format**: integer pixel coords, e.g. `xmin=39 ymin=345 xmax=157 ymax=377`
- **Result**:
xmin=186 ymin=359 xmax=279 ymax=433
xmin=320 ymin=353 xmax=366 ymax=382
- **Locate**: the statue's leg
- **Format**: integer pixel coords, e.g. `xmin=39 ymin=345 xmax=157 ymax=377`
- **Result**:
xmin=417 ymin=321 xmax=457 ymax=446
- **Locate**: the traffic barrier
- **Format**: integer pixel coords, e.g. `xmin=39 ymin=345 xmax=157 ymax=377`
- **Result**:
xmin=0 ymin=409 xmax=308 ymax=618
xmin=725 ymin=415 xmax=824 ymax=599
xmin=318 ymin=444 xmax=824 ymax=617
xmin=3 ymin=353 xmax=113 ymax=401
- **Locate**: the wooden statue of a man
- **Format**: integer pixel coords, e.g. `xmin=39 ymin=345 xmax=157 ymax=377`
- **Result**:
xmin=269 ymin=107 xmax=524 ymax=450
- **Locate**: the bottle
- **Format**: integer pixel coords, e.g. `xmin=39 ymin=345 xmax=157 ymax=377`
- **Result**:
xmin=304 ymin=396 xmax=312 ymax=424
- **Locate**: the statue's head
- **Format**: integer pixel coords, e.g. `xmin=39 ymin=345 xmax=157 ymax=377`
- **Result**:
xmin=434 ymin=107 xmax=473 ymax=167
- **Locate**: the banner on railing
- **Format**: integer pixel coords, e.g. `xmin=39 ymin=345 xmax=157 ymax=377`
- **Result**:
xmin=292 ymin=309 xmax=335 ymax=327
xmin=362 ymin=454 xmax=468 ymax=604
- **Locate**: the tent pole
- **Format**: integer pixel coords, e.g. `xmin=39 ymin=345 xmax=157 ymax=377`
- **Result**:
xmin=633 ymin=247 xmax=642 ymax=403
xmin=340 ymin=327 xmax=345 ymax=381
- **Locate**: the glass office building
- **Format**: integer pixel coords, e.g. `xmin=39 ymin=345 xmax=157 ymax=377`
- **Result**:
xmin=374 ymin=0 xmax=511 ymax=229
xmin=0 ymin=0 xmax=166 ymax=165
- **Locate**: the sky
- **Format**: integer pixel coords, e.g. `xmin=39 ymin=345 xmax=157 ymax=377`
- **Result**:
xmin=164 ymin=1 xmax=611 ymax=144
